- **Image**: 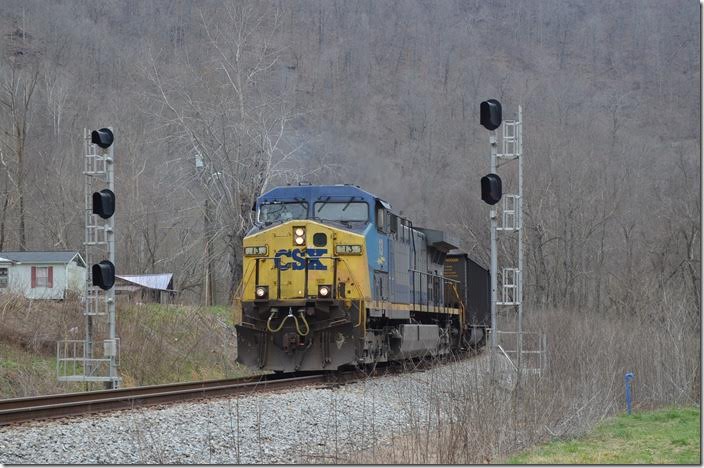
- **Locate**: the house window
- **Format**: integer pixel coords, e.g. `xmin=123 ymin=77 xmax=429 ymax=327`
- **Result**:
xmin=31 ymin=266 xmax=53 ymax=288
xmin=0 ymin=268 xmax=7 ymax=288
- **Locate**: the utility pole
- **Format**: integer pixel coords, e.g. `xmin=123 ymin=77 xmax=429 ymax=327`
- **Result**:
xmin=204 ymin=197 xmax=214 ymax=306
xmin=196 ymin=153 xmax=216 ymax=307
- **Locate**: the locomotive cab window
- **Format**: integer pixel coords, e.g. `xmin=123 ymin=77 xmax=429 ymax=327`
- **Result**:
xmin=376 ymin=204 xmax=387 ymax=233
xmin=389 ymin=213 xmax=398 ymax=234
xmin=314 ymin=201 xmax=368 ymax=223
xmin=257 ymin=201 xmax=308 ymax=224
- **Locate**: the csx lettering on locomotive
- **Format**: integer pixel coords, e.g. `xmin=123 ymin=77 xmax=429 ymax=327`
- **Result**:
xmin=274 ymin=248 xmax=328 ymax=270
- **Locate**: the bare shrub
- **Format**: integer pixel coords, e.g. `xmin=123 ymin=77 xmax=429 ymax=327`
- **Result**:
xmin=351 ymin=292 xmax=699 ymax=464
xmin=0 ymin=292 xmax=83 ymax=354
xmin=0 ymin=294 xmax=254 ymax=396
xmin=0 ymin=293 xmax=84 ymax=397
xmin=115 ymin=300 xmax=253 ymax=386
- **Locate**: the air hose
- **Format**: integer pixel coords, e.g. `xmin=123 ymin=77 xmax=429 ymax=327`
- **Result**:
xmin=266 ymin=308 xmax=310 ymax=337
xmin=294 ymin=312 xmax=310 ymax=336
xmin=267 ymin=309 xmax=291 ymax=333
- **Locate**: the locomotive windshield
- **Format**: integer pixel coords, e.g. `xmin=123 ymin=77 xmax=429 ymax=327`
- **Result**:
xmin=314 ymin=201 xmax=368 ymax=222
xmin=258 ymin=201 xmax=308 ymax=224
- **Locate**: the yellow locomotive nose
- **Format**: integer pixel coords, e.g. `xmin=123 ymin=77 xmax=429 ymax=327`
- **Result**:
xmin=242 ymin=220 xmax=333 ymax=301
xmin=240 ymin=219 xmax=367 ymax=303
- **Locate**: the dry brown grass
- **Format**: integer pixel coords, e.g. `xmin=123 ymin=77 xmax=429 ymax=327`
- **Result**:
xmin=345 ymin=291 xmax=700 ymax=464
xmin=116 ymin=301 xmax=257 ymax=386
xmin=0 ymin=294 xmax=256 ymax=397
xmin=0 ymin=292 xmax=84 ymax=355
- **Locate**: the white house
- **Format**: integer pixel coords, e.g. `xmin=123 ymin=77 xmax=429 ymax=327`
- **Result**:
xmin=0 ymin=251 xmax=86 ymax=300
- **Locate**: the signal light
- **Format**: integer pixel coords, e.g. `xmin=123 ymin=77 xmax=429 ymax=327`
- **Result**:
xmin=481 ymin=173 xmax=502 ymax=205
xmin=91 ymin=128 xmax=114 ymax=149
xmin=480 ymin=99 xmax=502 ymax=131
xmin=92 ymin=260 xmax=115 ymax=290
xmin=92 ymin=189 xmax=115 ymax=219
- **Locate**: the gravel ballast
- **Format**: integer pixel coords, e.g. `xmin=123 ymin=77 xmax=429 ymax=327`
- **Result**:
xmin=0 ymin=354 xmax=491 ymax=464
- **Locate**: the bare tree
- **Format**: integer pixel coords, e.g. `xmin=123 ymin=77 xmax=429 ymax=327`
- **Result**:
xmin=144 ymin=2 xmax=310 ymax=303
xmin=0 ymin=59 xmax=39 ymax=251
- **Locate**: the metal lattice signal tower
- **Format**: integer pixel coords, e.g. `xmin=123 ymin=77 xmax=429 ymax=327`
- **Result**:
xmin=488 ymin=106 xmax=546 ymax=380
xmin=57 ymin=128 xmax=120 ymax=388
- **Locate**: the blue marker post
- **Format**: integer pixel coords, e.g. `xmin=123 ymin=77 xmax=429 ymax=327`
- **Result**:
xmin=624 ymin=372 xmax=635 ymax=415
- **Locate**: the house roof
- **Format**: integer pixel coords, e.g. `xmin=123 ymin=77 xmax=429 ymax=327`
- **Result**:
xmin=116 ymin=274 xmax=174 ymax=291
xmin=0 ymin=251 xmax=84 ymax=265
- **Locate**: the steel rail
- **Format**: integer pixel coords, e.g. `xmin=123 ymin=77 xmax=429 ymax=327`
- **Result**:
xmin=0 ymin=350 xmax=483 ymax=427
xmin=0 ymin=373 xmax=329 ymax=426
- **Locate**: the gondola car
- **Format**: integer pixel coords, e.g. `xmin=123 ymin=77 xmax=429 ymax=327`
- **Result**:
xmin=234 ymin=184 xmax=489 ymax=372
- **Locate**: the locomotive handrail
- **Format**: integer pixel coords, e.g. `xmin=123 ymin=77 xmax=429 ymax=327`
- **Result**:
xmin=408 ymin=268 xmax=459 ymax=314
xmin=356 ymin=299 xmax=365 ymax=331
xmin=449 ymin=282 xmax=466 ymax=332
xmin=407 ymin=268 xmax=459 ymax=283
xmin=337 ymin=258 xmax=367 ymax=332
xmin=233 ymin=262 xmax=257 ymax=323
xmin=337 ymin=257 xmax=366 ymax=299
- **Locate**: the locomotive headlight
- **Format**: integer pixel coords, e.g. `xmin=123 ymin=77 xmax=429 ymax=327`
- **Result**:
xmin=318 ymin=285 xmax=331 ymax=298
xmin=293 ymin=226 xmax=305 ymax=245
xmin=335 ymin=244 xmax=363 ymax=255
xmin=255 ymin=285 xmax=268 ymax=299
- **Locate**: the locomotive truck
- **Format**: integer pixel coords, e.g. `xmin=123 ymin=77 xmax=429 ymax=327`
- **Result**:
xmin=234 ymin=184 xmax=490 ymax=372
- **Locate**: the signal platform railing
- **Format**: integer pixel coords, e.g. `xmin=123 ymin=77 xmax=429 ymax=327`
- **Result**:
xmin=491 ymin=330 xmax=547 ymax=376
xmin=57 ymin=339 xmax=120 ymax=383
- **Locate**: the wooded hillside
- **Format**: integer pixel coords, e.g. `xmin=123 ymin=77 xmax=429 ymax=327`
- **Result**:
xmin=0 ymin=0 xmax=698 ymax=312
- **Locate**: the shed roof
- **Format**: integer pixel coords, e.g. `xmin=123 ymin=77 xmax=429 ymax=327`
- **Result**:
xmin=116 ymin=274 xmax=174 ymax=291
xmin=0 ymin=251 xmax=84 ymax=265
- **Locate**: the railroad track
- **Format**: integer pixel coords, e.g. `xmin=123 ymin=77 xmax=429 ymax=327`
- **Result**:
xmin=0 ymin=351 xmax=482 ymax=427
xmin=0 ymin=372 xmax=342 ymax=427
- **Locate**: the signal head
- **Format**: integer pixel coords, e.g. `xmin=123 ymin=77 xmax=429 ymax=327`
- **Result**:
xmin=92 ymin=260 xmax=115 ymax=290
xmin=92 ymin=189 xmax=115 ymax=219
xmin=481 ymin=173 xmax=502 ymax=205
xmin=480 ymin=99 xmax=502 ymax=131
xmin=91 ymin=128 xmax=114 ymax=149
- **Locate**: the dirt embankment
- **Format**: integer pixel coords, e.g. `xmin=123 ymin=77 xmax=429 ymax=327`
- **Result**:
xmin=0 ymin=294 xmax=255 ymax=398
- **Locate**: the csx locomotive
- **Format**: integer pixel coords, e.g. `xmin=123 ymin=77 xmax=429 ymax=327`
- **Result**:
xmin=234 ymin=184 xmax=490 ymax=372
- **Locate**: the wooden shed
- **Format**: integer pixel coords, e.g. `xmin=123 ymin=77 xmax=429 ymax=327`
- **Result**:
xmin=115 ymin=273 xmax=175 ymax=303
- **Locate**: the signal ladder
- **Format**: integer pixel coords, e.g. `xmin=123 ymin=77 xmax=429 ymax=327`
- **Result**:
xmin=489 ymin=108 xmax=547 ymax=379
xmin=56 ymin=129 xmax=120 ymax=386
